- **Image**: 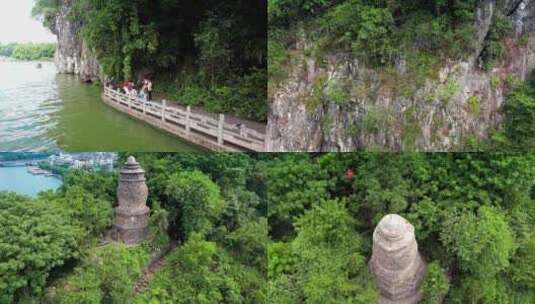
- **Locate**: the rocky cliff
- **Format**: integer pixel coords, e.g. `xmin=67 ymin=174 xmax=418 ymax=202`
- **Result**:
xmin=49 ymin=0 xmax=101 ymax=82
xmin=268 ymin=0 xmax=535 ymax=151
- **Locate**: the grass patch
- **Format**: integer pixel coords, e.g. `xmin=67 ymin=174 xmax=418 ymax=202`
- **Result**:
xmin=490 ymin=75 xmax=501 ymax=89
xmin=468 ymin=95 xmax=481 ymax=116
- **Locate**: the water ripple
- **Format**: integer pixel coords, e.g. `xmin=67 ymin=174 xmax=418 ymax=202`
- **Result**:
xmin=0 ymin=61 xmax=60 ymax=151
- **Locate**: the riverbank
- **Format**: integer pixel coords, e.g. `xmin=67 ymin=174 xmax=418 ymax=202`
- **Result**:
xmin=0 ymin=56 xmax=53 ymax=62
xmin=27 ymin=166 xmax=58 ymax=178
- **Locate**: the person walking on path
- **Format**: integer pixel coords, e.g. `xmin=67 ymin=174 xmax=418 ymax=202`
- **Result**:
xmin=146 ymin=78 xmax=153 ymax=101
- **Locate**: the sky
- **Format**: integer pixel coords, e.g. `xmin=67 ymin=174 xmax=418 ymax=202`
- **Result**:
xmin=0 ymin=0 xmax=56 ymax=43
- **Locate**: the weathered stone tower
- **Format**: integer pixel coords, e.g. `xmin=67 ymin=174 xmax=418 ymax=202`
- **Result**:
xmin=369 ymin=214 xmax=426 ymax=304
xmin=111 ymin=156 xmax=150 ymax=245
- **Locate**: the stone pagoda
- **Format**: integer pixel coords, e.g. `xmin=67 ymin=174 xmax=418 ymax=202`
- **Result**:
xmin=111 ymin=156 xmax=150 ymax=245
xmin=369 ymin=214 xmax=426 ymax=304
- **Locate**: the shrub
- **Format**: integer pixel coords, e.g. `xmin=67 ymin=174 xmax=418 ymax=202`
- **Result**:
xmin=421 ymin=261 xmax=450 ymax=304
xmin=165 ymin=170 xmax=224 ymax=239
xmin=440 ymin=206 xmax=515 ymax=277
xmin=468 ymin=95 xmax=481 ymax=116
xmin=503 ymin=84 xmax=535 ymax=150
xmin=50 ymin=244 xmax=151 ymax=304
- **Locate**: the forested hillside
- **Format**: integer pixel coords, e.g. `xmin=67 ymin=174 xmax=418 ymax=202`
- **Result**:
xmin=33 ymin=0 xmax=267 ymax=122
xmin=0 ymin=153 xmax=267 ymax=303
xmin=267 ymin=0 xmax=535 ymax=151
xmin=267 ymin=153 xmax=535 ymax=303
xmin=0 ymin=42 xmax=55 ymax=60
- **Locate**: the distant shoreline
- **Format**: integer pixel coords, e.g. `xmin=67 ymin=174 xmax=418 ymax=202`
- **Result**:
xmin=0 ymin=55 xmax=53 ymax=63
xmin=0 ymin=165 xmax=62 ymax=180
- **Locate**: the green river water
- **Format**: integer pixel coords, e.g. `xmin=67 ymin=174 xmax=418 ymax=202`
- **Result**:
xmin=0 ymin=60 xmax=200 ymax=152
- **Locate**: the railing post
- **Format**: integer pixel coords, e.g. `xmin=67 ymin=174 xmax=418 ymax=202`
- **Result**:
xmin=186 ymin=106 xmax=191 ymax=135
xmin=218 ymin=114 xmax=224 ymax=145
xmin=161 ymin=100 xmax=166 ymax=122
xmin=143 ymin=100 xmax=146 ymax=115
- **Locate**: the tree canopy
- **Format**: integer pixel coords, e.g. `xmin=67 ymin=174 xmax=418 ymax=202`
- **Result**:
xmin=0 ymin=153 xmax=267 ymax=303
xmin=267 ymin=153 xmax=535 ymax=303
xmin=0 ymin=43 xmax=55 ymax=60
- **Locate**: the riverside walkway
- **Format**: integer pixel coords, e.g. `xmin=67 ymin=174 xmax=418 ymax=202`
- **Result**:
xmin=102 ymin=87 xmax=266 ymax=151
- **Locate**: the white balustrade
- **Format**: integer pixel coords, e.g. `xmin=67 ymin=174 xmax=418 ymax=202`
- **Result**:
xmin=103 ymin=86 xmax=265 ymax=151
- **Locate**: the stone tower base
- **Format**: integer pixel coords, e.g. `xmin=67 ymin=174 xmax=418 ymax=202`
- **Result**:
xmin=111 ymin=205 xmax=150 ymax=245
xmin=379 ymin=291 xmax=422 ymax=304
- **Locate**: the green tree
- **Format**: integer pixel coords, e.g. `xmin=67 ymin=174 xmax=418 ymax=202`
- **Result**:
xmin=421 ymin=261 xmax=450 ymax=304
xmin=502 ymin=82 xmax=535 ymax=150
xmin=50 ymin=244 xmax=150 ymax=304
xmin=165 ymin=170 xmax=224 ymax=239
xmin=0 ymin=192 xmax=80 ymax=302
xmin=270 ymin=201 xmax=377 ymax=304
xmin=267 ymin=155 xmax=329 ymax=238
xmin=440 ymin=206 xmax=515 ymax=277
xmin=10 ymin=43 xmax=55 ymax=60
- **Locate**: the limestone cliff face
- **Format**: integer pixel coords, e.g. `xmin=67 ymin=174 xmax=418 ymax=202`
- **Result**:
xmin=268 ymin=0 xmax=535 ymax=151
xmin=49 ymin=0 xmax=101 ymax=82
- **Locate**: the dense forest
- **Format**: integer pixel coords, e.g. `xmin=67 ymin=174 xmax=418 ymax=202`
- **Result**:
xmin=33 ymin=0 xmax=267 ymax=122
xmin=267 ymin=153 xmax=535 ymax=303
xmin=0 ymin=42 xmax=55 ymax=60
xmin=1 ymin=153 xmax=534 ymax=303
xmin=0 ymin=153 xmax=267 ymax=303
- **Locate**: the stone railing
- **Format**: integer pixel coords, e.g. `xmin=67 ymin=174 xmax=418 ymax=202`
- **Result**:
xmin=102 ymin=87 xmax=266 ymax=152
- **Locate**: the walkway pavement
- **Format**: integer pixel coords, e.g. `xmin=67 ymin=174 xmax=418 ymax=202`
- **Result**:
xmin=152 ymin=93 xmax=266 ymax=134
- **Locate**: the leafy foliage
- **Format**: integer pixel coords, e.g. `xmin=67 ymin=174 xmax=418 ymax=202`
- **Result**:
xmin=440 ymin=206 xmax=515 ymax=277
xmin=0 ymin=192 xmax=80 ymax=303
xmin=269 ymin=200 xmax=377 ymax=303
xmin=501 ymin=80 xmax=535 ymax=150
xmin=267 ymin=153 xmax=535 ymax=303
xmin=421 ymin=261 xmax=450 ymax=304
xmin=134 ymin=232 xmax=266 ymax=304
xmin=0 ymin=43 xmax=55 ymax=60
xmin=123 ymin=153 xmax=267 ymax=303
xmin=48 ymin=244 xmax=151 ymax=304
xmin=31 ymin=0 xmax=60 ymax=28
xmin=266 ymin=154 xmax=329 ymax=237
xmin=165 ymin=170 xmax=224 ymax=239
xmin=268 ymin=0 xmax=480 ymax=72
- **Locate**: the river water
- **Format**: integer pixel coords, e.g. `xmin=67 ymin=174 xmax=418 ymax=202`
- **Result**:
xmin=0 ymin=166 xmax=62 ymax=197
xmin=0 ymin=60 xmax=199 ymax=152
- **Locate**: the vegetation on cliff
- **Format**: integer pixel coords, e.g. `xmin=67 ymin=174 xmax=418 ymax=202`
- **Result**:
xmin=33 ymin=0 xmax=267 ymax=122
xmin=0 ymin=153 xmax=267 ymax=303
xmin=267 ymin=153 xmax=535 ymax=303
xmin=268 ymin=0 xmax=516 ymax=79
xmin=268 ymin=0 xmax=535 ymax=151
xmin=268 ymin=0 xmax=484 ymax=86
xmin=0 ymin=42 xmax=55 ymax=60
xmin=474 ymin=71 xmax=535 ymax=151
